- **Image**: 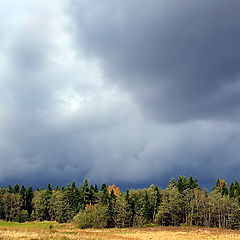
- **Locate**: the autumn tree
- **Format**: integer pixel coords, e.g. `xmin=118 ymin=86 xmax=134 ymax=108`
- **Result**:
xmin=107 ymin=185 xmax=120 ymax=196
xmin=214 ymin=179 xmax=228 ymax=196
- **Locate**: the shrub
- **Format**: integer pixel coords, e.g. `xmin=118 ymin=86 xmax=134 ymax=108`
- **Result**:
xmin=73 ymin=203 xmax=109 ymax=229
xmin=15 ymin=210 xmax=29 ymax=223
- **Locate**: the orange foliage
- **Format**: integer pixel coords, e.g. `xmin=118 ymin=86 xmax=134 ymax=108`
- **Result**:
xmin=218 ymin=179 xmax=228 ymax=189
xmin=86 ymin=203 xmax=94 ymax=209
xmin=107 ymin=185 xmax=120 ymax=196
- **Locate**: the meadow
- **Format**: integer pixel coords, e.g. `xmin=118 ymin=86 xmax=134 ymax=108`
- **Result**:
xmin=0 ymin=221 xmax=240 ymax=240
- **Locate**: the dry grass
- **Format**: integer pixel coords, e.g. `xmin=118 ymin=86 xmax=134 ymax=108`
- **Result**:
xmin=0 ymin=222 xmax=240 ymax=239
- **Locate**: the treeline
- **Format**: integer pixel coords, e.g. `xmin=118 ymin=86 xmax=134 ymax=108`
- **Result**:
xmin=1 ymin=177 xmax=240 ymax=229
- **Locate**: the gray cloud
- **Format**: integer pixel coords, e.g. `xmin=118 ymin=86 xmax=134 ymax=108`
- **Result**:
xmin=0 ymin=0 xmax=240 ymax=189
xmin=70 ymin=0 xmax=240 ymax=122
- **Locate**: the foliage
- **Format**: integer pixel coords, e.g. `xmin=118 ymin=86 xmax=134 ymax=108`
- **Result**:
xmin=15 ymin=210 xmax=29 ymax=223
xmin=3 ymin=193 xmax=23 ymax=221
xmin=113 ymin=193 xmax=132 ymax=227
xmin=31 ymin=190 xmax=50 ymax=221
xmin=49 ymin=191 xmax=72 ymax=223
xmin=1 ymin=177 xmax=240 ymax=230
xmin=155 ymin=186 xmax=183 ymax=225
xmin=73 ymin=203 xmax=109 ymax=229
xmin=107 ymin=185 xmax=120 ymax=196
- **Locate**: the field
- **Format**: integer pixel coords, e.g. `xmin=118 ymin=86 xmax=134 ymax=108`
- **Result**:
xmin=0 ymin=222 xmax=240 ymax=240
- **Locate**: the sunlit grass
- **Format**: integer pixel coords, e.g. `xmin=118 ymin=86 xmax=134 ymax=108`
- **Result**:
xmin=0 ymin=220 xmax=58 ymax=229
xmin=0 ymin=222 xmax=240 ymax=239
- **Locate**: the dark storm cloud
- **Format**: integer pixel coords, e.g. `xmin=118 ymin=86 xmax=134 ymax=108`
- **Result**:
xmin=1 ymin=0 xmax=240 ymax=190
xmin=70 ymin=0 xmax=240 ymax=122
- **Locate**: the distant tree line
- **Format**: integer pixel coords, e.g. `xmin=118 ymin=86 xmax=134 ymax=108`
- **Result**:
xmin=1 ymin=177 xmax=240 ymax=229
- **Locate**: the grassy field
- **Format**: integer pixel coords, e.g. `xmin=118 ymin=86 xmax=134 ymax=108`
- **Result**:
xmin=0 ymin=221 xmax=240 ymax=239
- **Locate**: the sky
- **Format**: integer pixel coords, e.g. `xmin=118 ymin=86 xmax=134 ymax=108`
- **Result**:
xmin=1 ymin=0 xmax=240 ymax=189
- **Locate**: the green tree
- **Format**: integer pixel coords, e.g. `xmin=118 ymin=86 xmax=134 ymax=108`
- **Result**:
xmin=26 ymin=186 xmax=34 ymax=216
xmin=0 ymin=188 xmax=6 ymax=219
xmin=31 ymin=190 xmax=51 ymax=221
xmin=107 ymin=189 xmax=116 ymax=226
xmin=49 ymin=191 xmax=72 ymax=223
xmin=148 ymin=184 xmax=161 ymax=221
xmin=19 ymin=185 xmax=27 ymax=210
xmin=155 ymin=185 xmax=184 ymax=226
xmin=46 ymin=184 xmax=52 ymax=195
xmin=98 ymin=184 xmax=108 ymax=205
xmin=229 ymin=182 xmax=235 ymax=198
xmin=7 ymin=185 xmax=12 ymax=193
xmin=3 ymin=193 xmax=23 ymax=221
xmin=188 ymin=176 xmax=199 ymax=189
xmin=13 ymin=184 xmax=20 ymax=194
xmin=142 ymin=192 xmax=151 ymax=222
xmin=94 ymin=184 xmax=99 ymax=193
xmin=114 ymin=193 xmax=132 ymax=227
xmin=214 ymin=179 xmax=228 ymax=196
xmin=177 ymin=176 xmax=189 ymax=193
xmin=168 ymin=178 xmax=176 ymax=188
xmin=80 ymin=179 xmax=91 ymax=208
xmin=65 ymin=182 xmax=81 ymax=217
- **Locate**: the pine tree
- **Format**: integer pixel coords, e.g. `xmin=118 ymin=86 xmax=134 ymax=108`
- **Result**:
xmin=13 ymin=184 xmax=20 ymax=194
xmin=168 ymin=178 xmax=176 ymax=188
xmin=67 ymin=181 xmax=81 ymax=214
xmin=101 ymin=183 xmax=107 ymax=192
xmin=214 ymin=179 xmax=228 ymax=196
xmin=49 ymin=191 xmax=72 ymax=223
xmin=125 ymin=189 xmax=134 ymax=225
xmin=26 ymin=186 xmax=34 ymax=216
xmin=114 ymin=193 xmax=132 ymax=227
xmin=7 ymin=185 xmax=12 ymax=193
xmin=89 ymin=185 xmax=97 ymax=205
xmin=98 ymin=184 xmax=109 ymax=206
xmin=94 ymin=184 xmax=99 ymax=193
xmin=32 ymin=190 xmax=49 ymax=221
xmin=142 ymin=192 xmax=151 ymax=222
xmin=177 ymin=176 xmax=190 ymax=193
xmin=155 ymin=186 xmax=183 ymax=226
xmin=20 ymin=185 xmax=27 ymax=209
xmin=80 ymin=179 xmax=91 ymax=207
xmin=107 ymin=189 xmax=116 ymax=226
xmin=189 ymin=177 xmax=200 ymax=189
xmin=229 ymin=182 xmax=235 ymax=198
xmin=46 ymin=184 xmax=52 ymax=195
xmin=148 ymin=185 xmax=161 ymax=221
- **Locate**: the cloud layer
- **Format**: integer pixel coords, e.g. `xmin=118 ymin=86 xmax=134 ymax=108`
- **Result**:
xmin=70 ymin=0 xmax=240 ymax=122
xmin=0 ymin=0 xmax=240 ymax=189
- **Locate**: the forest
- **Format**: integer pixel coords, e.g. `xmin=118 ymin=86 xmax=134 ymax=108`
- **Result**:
xmin=0 ymin=177 xmax=240 ymax=229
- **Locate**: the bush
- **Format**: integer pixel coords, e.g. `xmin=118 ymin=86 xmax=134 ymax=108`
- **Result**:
xmin=73 ymin=208 xmax=92 ymax=229
xmin=73 ymin=204 xmax=109 ymax=229
xmin=15 ymin=210 xmax=29 ymax=223
xmin=133 ymin=215 xmax=146 ymax=226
